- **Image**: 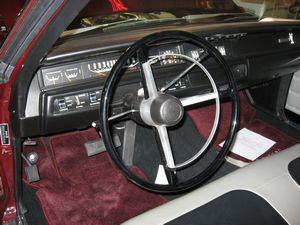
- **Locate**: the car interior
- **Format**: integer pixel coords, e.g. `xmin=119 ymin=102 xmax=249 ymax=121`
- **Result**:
xmin=6 ymin=0 xmax=300 ymax=224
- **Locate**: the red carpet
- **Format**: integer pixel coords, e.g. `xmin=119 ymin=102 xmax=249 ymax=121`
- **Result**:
xmin=23 ymin=129 xmax=166 ymax=225
xmin=187 ymin=92 xmax=300 ymax=163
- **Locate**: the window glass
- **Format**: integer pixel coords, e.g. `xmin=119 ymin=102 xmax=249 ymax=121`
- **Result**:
xmin=61 ymin=0 xmax=300 ymax=38
xmin=0 ymin=0 xmax=27 ymax=47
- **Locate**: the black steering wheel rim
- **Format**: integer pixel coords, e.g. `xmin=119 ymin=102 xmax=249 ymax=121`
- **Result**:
xmin=100 ymin=30 xmax=239 ymax=194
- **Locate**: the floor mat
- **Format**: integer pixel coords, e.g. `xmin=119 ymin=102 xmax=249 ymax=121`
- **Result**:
xmin=23 ymin=129 xmax=166 ymax=225
xmin=133 ymin=115 xmax=238 ymax=184
xmin=187 ymin=92 xmax=300 ymax=165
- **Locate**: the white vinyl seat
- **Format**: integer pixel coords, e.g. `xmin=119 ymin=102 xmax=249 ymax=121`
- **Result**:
xmin=123 ymin=144 xmax=300 ymax=225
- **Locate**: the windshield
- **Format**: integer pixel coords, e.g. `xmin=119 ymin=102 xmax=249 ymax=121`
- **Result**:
xmin=63 ymin=0 xmax=300 ymax=36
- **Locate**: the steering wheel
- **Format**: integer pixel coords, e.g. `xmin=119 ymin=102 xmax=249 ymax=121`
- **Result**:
xmin=100 ymin=30 xmax=239 ymax=194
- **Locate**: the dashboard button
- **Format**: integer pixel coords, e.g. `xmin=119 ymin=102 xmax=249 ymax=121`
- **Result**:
xmin=58 ymin=99 xmax=67 ymax=111
xmin=65 ymin=96 xmax=76 ymax=110
xmin=75 ymin=93 xmax=89 ymax=108
xmin=89 ymin=92 xmax=97 ymax=103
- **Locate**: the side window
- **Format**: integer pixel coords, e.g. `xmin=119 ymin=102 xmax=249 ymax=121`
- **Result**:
xmin=0 ymin=0 xmax=27 ymax=47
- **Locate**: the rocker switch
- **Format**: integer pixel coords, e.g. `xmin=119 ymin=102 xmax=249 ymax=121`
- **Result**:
xmin=58 ymin=99 xmax=67 ymax=111
xmin=89 ymin=92 xmax=97 ymax=103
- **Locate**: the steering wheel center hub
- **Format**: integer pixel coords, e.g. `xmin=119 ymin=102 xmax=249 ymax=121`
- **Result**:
xmin=140 ymin=94 xmax=184 ymax=127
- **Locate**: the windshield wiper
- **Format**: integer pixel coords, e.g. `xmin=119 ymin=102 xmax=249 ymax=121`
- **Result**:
xmin=183 ymin=13 xmax=258 ymax=22
xmin=102 ymin=17 xmax=184 ymax=32
xmin=61 ymin=12 xmax=182 ymax=37
xmin=61 ymin=18 xmax=141 ymax=37
xmin=223 ymin=14 xmax=259 ymax=22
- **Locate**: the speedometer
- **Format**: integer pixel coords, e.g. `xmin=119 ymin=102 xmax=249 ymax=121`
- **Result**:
xmin=158 ymin=45 xmax=182 ymax=66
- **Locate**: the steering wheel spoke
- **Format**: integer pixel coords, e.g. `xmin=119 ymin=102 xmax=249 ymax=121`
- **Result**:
xmin=137 ymin=46 xmax=152 ymax=98
xmin=141 ymin=61 xmax=159 ymax=98
xmin=108 ymin=109 xmax=137 ymax=121
xmin=180 ymin=92 xmax=218 ymax=107
xmin=155 ymin=126 xmax=176 ymax=170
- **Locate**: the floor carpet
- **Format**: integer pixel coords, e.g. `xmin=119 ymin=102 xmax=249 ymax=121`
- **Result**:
xmin=187 ymin=92 xmax=300 ymax=164
xmin=23 ymin=129 xmax=166 ymax=225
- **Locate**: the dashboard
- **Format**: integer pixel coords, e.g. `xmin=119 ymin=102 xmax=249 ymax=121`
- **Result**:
xmin=21 ymin=21 xmax=300 ymax=137
xmin=41 ymin=43 xmax=191 ymax=88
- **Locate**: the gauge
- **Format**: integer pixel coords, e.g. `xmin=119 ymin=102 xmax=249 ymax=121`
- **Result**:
xmin=161 ymin=50 xmax=178 ymax=65
xmin=84 ymin=58 xmax=118 ymax=78
xmin=158 ymin=45 xmax=182 ymax=66
xmin=42 ymin=70 xmax=63 ymax=86
xmin=64 ymin=67 xmax=83 ymax=82
xmin=87 ymin=62 xmax=107 ymax=77
xmin=215 ymin=46 xmax=226 ymax=56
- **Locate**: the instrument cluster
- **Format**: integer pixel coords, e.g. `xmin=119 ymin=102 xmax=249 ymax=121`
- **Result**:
xmin=41 ymin=56 xmax=121 ymax=87
xmin=40 ymin=43 xmax=226 ymax=88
